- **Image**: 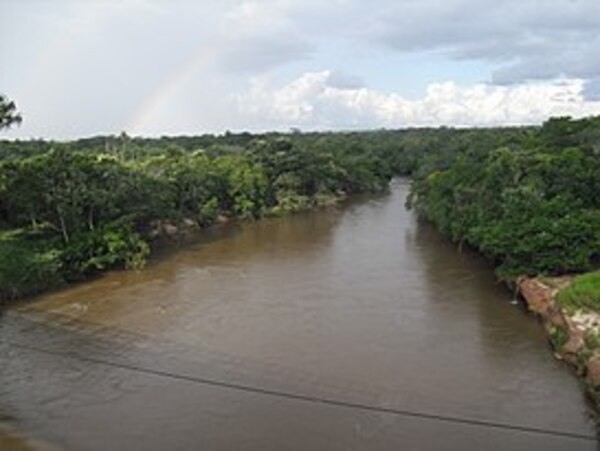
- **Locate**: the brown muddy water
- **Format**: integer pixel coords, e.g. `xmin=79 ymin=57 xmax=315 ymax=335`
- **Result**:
xmin=0 ymin=179 xmax=597 ymax=450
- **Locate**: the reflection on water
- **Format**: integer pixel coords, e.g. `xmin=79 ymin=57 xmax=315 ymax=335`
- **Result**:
xmin=1 ymin=179 xmax=596 ymax=450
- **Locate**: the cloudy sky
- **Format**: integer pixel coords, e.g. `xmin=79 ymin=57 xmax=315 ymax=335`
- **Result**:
xmin=2 ymin=0 xmax=600 ymax=138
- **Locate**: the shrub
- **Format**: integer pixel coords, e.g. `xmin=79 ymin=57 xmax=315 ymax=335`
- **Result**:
xmin=0 ymin=230 xmax=63 ymax=301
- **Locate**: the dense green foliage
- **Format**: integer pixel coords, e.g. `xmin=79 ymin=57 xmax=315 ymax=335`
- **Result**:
xmin=557 ymin=270 xmax=600 ymax=311
xmin=0 ymin=229 xmax=62 ymax=300
xmin=0 ymin=132 xmax=398 ymax=301
xmin=1 ymin=115 xmax=599 ymax=301
xmin=408 ymin=116 xmax=600 ymax=278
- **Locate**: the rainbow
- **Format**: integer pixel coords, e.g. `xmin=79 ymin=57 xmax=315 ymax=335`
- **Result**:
xmin=124 ymin=41 xmax=217 ymax=135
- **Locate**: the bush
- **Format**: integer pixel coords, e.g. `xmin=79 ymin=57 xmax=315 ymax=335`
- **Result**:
xmin=0 ymin=230 xmax=63 ymax=301
xmin=60 ymin=221 xmax=149 ymax=278
xmin=271 ymin=190 xmax=311 ymax=216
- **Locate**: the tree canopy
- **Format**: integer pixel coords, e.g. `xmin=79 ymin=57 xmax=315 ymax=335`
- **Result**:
xmin=1 ymin=116 xmax=599 ymax=300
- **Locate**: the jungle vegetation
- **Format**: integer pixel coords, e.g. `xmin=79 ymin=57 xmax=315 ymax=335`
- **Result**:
xmin=0 ymin=129 xmax=399 ymax=300
xmin=1 ymin=111 xmax=599 ymax=302
xmin=408 ymin=116 xmax=600 ymax=279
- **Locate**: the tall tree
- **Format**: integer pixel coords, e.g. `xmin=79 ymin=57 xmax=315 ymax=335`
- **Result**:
xmin=0 ymin=94 xmax=22 ymax=130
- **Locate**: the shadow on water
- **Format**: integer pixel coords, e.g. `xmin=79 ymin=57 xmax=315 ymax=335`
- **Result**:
xmin=408 ymin=216 xmax=597 ymax=425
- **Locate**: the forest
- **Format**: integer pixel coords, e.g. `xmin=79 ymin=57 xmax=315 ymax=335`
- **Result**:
xmin=1 ymin=114 xmax=600 ymax=302
xmin=408 ymin=116 xmax=600 ymax=278
xmin=0 ymin=130 xmax=400 ymax=300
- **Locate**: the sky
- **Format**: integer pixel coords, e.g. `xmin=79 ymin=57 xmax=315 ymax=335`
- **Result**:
xmin=2 ymin=0 xmax=600 ymax=139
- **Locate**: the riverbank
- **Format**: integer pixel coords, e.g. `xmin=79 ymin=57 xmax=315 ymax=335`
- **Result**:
xmin=1 ymin=132 xmax=397 ymax=306
xmin=402 ymin=116 xmax=600 ymax=425
xmin=0 ymin=190 xmax=350 ymax=308
xmin=517 ymin=274 xmax=600 ymax=422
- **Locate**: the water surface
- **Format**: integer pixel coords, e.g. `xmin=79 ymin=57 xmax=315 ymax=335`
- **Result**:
xmin=1 ymin=180 xmax=596 ymax=450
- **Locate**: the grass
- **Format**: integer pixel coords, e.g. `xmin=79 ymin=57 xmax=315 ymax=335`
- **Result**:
xmin=557 ymin=269 xmax=600 ymax=311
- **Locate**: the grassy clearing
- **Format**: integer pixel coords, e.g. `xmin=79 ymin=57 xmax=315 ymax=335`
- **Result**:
xmin=557 ymin=270 xmax=600 ymax=311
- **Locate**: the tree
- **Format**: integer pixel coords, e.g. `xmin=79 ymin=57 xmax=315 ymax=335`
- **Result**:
xmin=0 ymin=94 xmax=22 ymax=130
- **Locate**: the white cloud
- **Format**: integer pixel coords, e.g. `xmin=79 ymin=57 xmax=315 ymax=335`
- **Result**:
xmin=236 ymin=70 xmax=600 ymax=129
xmin=3 ymin=0 xmax=600 ymax=138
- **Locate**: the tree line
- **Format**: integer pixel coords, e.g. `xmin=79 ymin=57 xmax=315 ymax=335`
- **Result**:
xmin=0 ymin=131 xmax=400 ymax=301
xmin=1 ymin=106 xmax=599 ymax=301
xmin=408 ymin=116 xmax=600 ymax=278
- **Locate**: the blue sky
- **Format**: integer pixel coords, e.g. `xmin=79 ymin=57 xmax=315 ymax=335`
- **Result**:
xmin=1 ymin=0 xmax=600 ymax=138
xmin=284 ymin=43 xmax=495 ymax=97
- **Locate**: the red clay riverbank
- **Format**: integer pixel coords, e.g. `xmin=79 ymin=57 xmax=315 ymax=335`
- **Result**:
xmin=518 ymin=276 xmax=600 ymax=422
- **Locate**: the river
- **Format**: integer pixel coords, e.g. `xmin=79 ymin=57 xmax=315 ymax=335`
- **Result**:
xmin=0 ymin=179 xmax=596 ymax=450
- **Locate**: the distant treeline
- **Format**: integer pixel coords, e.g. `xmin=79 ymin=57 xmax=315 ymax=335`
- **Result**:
xmin=1 ymin=116 xmax=599 ymax=301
